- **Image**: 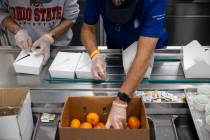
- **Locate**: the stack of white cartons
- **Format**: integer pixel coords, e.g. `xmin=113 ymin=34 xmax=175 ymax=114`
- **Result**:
xmin=75 ymin=52 xmax=93 ymax=79
xmin=182 ymin=40 xmax=210 ymax=78
xmin=122 ymin=41 xmax=154 ymax=79
xmin=0 ymin=88 xmax=34 ymax=140
xmin=49 ymin=52 xmax=81 ymax=79
xmin=13 ymin=51 xmax=44 ymax=75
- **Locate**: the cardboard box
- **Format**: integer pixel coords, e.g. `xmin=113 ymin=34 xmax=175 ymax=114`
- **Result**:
xmin=182 ymin=40 xmax=210 ymax=78
xmin=122 ymin=42 xmax=154 ymax=79
xmin=13 ymin=51 xmax=44 ymax=75
xmin=59 ymin=96 xmax=149 ymax=140
xmin=0 ymin=87 xmax=34 ymax=140
xmin=49 ymin=52 xmax=82 ymax=79
xmin=75 ymin=52 xmax=93 ymax=79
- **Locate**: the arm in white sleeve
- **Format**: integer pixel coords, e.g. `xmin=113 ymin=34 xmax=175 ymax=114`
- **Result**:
xmin=63 ymin=0 xmax=80 ymax=23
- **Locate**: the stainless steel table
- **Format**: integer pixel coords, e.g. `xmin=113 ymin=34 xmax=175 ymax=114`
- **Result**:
xmin=0 ymin=46 xmax=209 ymax=140
xmin=0 ymin=46 xmax=208 ymax=90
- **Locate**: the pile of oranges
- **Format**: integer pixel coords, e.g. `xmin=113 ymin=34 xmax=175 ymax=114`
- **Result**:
xmin=70 ymin=112 xmax=105 ymax=129
xmin=70 ymin=112 xmax=141 ymax=129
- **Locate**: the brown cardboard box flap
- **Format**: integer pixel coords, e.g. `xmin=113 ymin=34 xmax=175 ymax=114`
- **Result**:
xmin=0 ymin=87 xmax=29 ymax=108
xmin=0 ymin=87 xmax=33 ymax=140
xmin=59 ymin=127 xmax=149 ymax=140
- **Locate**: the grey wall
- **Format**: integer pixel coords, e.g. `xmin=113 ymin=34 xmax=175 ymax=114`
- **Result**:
xmin=167 ymin=0 xmax=210 ymax=46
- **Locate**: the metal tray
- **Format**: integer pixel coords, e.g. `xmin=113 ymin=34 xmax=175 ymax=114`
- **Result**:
xmin=32 ymin=114 xmax=60 ymax=140
xmin=172 ymin=116 xmax=199 ymax=140
xmin=185 ymin=88 xmax=210 ymax=140
xmin=148 ymin=118 xmax=156 ymax=140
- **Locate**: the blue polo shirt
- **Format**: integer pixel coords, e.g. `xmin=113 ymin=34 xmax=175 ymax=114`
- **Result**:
xmin=83 ymin=0 xmax=168 ymax=49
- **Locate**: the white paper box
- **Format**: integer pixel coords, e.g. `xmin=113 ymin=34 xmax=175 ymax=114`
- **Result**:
xmin=13 ymin=51 xmax=44 ymax=75
xmin=49 ymin=52 xmax=81 ymax=79
xmin=182 ymin=40 xmax=210 ymax=78
xmin=122 ymin=41 xmax=154 ymax=79
xmin=0 ymin=88 xmax=34 ymax=140
xmin=75 ymin=52 xmax=93 ymax=79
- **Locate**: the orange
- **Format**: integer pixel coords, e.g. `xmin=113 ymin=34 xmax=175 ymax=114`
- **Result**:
xmin=70 ymin=119 xmax=81 ymax=128
xmin=94 ymin=122 xmax=105 ymax=129
xmin=80 ymin=122 xmax=93 ymax=129
xmin=128 ymin=116 xmax=140 ymax=129
xmin=86 ymin=112 xmax=100 ymax=125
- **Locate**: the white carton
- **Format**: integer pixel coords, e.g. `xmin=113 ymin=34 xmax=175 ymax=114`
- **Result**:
xmin=49 ymin=52 xmax=81 ymax=79
xmin=75 ymin=52 xmax=93 ymax=79
xmin=0 ymin=88 xmax=34 ymax=140
xmin=13 ymin=51 xmax=44 ymax=75
xmin=182 ymin=40 xmax=210 ymax=78
xmin=122 ymin=41 xmax=154 ymax=79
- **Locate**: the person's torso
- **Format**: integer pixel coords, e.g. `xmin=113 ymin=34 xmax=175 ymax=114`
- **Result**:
xmin=6 ymin=0 xmax=73 ymax=47
xmin=96 ymin=0 xmax=167 ymax=49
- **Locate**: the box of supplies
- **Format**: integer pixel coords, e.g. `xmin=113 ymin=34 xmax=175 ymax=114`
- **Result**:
xmin=59 ymin=96 xmax=149 ymax=140
xmin=182 ymin=40 xmax=210 ymax=78
xmin=13 ymin=51 xmax=44 ymax=75
xmin=49 ymin=52 xmax=81 ymax=79
xmin=75 ymin=52 xmax=93 ymax=79
xmin=122 ymin=42 xmax=154 ymax=79
xmin=0 ymin=87 xmax=34 ymax=140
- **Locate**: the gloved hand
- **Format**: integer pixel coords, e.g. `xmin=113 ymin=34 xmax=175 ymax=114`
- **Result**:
xmin=32 ymin=34 xmax=54 ymax=65
xmin=91 ymin=53 xmax=107 ymax=80
xmin=14 ymin=29 xmax=32 ymax=52
xmin=112 ymin=0 xmax=125 ymax=6
xmin=105 ymin=101 xmax=128 ymax=129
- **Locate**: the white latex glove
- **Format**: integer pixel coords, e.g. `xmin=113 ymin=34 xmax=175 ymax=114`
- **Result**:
xmin=91 ymin=53 xmax=107 ymax=80
xmin=14 ymin=29 xmax=32 ymax=52
xmin=105 ymin=101 xmax=128 ymax=129
xmin=32 ymin=34 xmax=54 ymax=65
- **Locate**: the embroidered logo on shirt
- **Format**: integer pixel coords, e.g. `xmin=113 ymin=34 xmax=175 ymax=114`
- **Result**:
xmin=152 ymin=14 xmax=165 ymax=21
xmin=133 ymin=19 xmax=140 ymax=29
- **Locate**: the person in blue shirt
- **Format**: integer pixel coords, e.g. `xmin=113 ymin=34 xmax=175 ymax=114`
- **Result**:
xmin=81 ymin=0 xmax=167 ymax=129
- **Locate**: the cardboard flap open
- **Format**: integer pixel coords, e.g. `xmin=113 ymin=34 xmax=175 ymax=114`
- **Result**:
xmin=0 ymin=87 xmax=29 ymax=108
xmin=0 ymin=87 xmax=33 ymax=140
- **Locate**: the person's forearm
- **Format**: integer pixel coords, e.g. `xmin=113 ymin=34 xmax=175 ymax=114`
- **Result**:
xmin=120 ymin=53 xmax=150 ymax=97
xmin=120 ymin=37 xmax=158 ymax=97
xmin=2 ymin=16 xmax=21 ymax=34
xmin=81 ymin=23 xmax=98 ymax=54
xmin=49 ymin=18 xmax=73 ymax=40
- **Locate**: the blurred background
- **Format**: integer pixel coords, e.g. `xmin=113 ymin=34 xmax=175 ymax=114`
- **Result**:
xmin=69 ymin=0 xmax=210 ymax=47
